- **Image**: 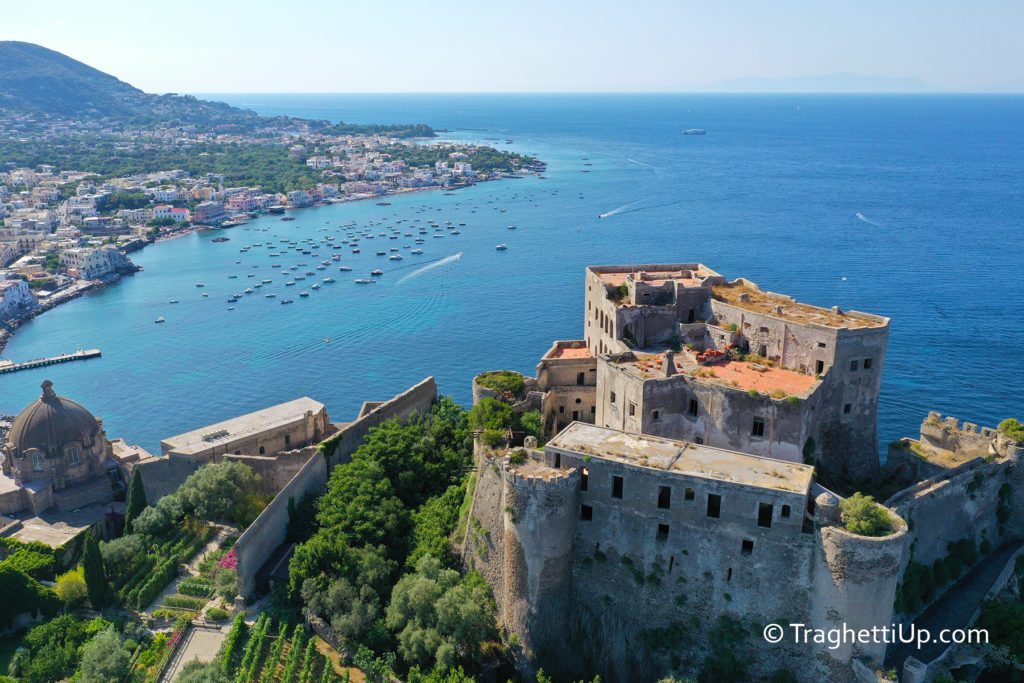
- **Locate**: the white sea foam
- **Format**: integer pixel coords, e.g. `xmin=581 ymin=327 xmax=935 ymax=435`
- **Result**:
xmin=398 ymin=252 xmax=463 ymax=283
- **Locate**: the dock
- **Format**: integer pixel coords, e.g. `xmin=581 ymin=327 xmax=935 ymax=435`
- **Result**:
xmin=0 ymin=349 xmax=101 ymax=375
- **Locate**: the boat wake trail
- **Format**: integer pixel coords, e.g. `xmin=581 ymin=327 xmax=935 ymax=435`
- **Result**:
xmin=398 ymin=252 xmax=463 ymax=284
xmin=626 ymin=158 xmax=653 ymax=168
xmin=598 ymin=198 xmax=648 ymax=219
xmin=855 ymin=212 xmax=880 ymax=227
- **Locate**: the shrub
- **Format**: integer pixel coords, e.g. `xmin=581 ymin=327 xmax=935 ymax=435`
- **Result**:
xmin=998 ymin=418 xmax=1024 ymax=443
xmin=56 ymin=566 xmax=88 ymax=607
xmin=481 ymin=429 xmax=506 ymax=448
xmin=215 ymin=568 xmax=238 ymax=602
xmin=165 ymin=594 xmax=207 ymax=610
xmin=839 ymin=493 xmax=893 ymax=537
xmin=747 ymin=389 xmax=760 ymax=398
xmin=476 ymin=371 xmax=525 ymax=396
xmin=207 ymin=607 xmax=230 ymax=622
xmin=469 ymin=398 xmax=514 ymax=432
xmin=769 ymin=388 xmax=789 ymax=399
xmin=726 ymin=323 xmax=738 ymax=332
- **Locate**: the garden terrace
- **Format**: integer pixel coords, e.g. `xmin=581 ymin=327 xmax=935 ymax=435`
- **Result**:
xmin=547 ymin=423 xmax=814 ymax=494
xmin=711 ymin=282 xmax=887 ymax=329
xmin=544 ymin=341 xmax=593 ymax=360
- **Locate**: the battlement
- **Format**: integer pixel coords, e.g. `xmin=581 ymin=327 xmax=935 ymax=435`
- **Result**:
xmin=924 ymin=412 xmax=998 ymax=439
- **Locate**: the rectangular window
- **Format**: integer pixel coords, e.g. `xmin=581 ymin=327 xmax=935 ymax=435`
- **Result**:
xmin=817 ymin=342 xmax=827 ymax=348
xmin=581 ymin=504 xmax=593 ymax=521
xmin=816 ymin=360 xmax=825 ymax=374
xmin=259 ymin=446 xmax=265 ymax=455
xmin=781 ymin=504 xmax=791 ymax=518
xmin=863 ymin=358 xmax=873 ymax=369
xmin=707 ymin=493 xmax=721 ymax=518
xmin=751 ymin=418 xmax=765 ymax=437
xmin=577 ymin=371 xmax=585 ymax=386
xmin=610 ymin=391 xmax=616 ymax=404
xmin=652 ymin=409 xmax=661 ymax=422
xmin=581 ymin=467 xmax=588 ymax=491
xmin=685 ymin=488 xmax=695 ymax=501
xmin=741 ymin=540 xmax=754 ymax=556
xmin=850 ymin=359 xmax=859 ymax=371
xmin=612 ymin=475 xmax=623 ymax=499
xmin=628 ymin=402 xmax=636 ymax=417
xmin=572 ymin=410 xmax=579 ymax=421
xmin=284 ymin=434 xmax=290 ymax=446
xmin=658 ymin=486 xmax=671 ymax=509
xmin=844 ymin=403 xmax=852 ymax=414
xmin=759 ymin=326 xmax=769 ymax=333
xmin=657 ymin=524 xmax=670 ymax=541
xmin=757 ymin=503 xmax=773 ymax=528
xmin=688 ymin=399 xmax=698 ymax=416
xmin=591 ymin=406 xmax=596 ymax=414
xmin=687 ymin=308 xmax=695 ymax=323
xmin=559 ymin=405 xmax=564 ymax=414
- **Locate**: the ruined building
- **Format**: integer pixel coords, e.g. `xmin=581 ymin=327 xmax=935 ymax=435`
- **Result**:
xmin=467 ymin=262 xmax=1024 ymax=682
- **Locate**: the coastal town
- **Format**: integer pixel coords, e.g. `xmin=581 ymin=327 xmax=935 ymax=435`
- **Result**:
xmin=0 ymin=107 xmax=542 ymax=352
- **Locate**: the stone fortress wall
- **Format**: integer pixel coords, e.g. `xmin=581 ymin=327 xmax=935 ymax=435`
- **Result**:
xmin=464 ymin=430 xmax=910 ymax=682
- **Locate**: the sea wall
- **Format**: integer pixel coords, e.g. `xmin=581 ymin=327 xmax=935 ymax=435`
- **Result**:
xmin=234 ymin=377 xmax=437 ymax=596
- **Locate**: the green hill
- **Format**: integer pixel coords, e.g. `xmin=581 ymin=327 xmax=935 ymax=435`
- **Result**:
xmin=0 ymin=40 xmax=259 ymax=125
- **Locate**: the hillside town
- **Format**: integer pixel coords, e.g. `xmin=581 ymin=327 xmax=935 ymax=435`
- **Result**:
xmin=0 ymin=116 xmax=540 ymax=344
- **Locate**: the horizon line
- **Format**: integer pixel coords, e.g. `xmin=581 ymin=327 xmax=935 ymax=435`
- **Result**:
xmin=186 ymin=90 xmax=1024 ymax=96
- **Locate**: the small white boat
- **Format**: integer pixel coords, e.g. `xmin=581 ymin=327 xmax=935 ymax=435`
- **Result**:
xmin=411 ymin=249 xmax=423 ymax=255
xmin=389 ymin=255 xmax=403 ymax=261
xmin=169 ymin=299 xmax=179 ymax=303
xmin=323 ymin=277 xmax=335 ymax=283
xmin=155 ymin=317 xmax=165 ymax=323
xmin=338 ymin=266 xmax=352 ymax=271
xmin=286 ymin=281 xmax=296 ymax=286
xmin=245 ymin=288 xmax=254 ymax=293
xmin=355 ymin=279 xmax=375 ymax=284
xmin=281 ymin=299 xmax=294 ymax=304
xmin=496 ymin=244 xmax=508 ymax=250
xmin=299 ymin=291 xmax=310 ymax=297
xmin=311 ymin=283 xmax=321 ymax=289
xmin=265 ymin=293 xmax=276 ymax=298
xmin=195 ymin=282 xmax=205 ymax=287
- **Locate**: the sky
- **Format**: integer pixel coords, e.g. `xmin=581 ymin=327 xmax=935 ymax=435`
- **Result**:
xmin=2 ymin=0 xmax=1023 ymax=93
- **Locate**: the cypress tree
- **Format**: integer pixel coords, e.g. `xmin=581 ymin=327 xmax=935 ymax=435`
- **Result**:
xmin=124 ymin=469 xmax=148 ymax=534
xmin=82 ymin=533 xmax=110 ymax=609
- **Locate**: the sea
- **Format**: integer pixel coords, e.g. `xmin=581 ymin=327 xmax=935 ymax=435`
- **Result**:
xmin=1 ymin=94 xmax=1022 ymax=455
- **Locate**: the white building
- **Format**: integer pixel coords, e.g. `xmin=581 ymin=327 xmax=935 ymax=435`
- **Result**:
xmin=61 ymin=246 xmax=134 ymax=280
xmin=0 ymin=279 xmax=36 ymax=320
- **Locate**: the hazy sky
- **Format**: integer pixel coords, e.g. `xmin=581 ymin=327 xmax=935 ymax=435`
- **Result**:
xmin=3 ymin=0 xmax=1022 ymax=93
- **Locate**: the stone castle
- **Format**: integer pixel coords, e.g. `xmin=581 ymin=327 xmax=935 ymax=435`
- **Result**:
xmin=465 ymin=263 xmax=1024 ymax=682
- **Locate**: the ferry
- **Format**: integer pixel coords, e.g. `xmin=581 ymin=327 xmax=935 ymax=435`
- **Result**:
xmin=496 ymin=244 xmax=508 ymax=250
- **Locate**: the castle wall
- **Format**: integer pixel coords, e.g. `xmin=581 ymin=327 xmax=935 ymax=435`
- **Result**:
xmin=597 ymin=358 xmax=817 ymax=464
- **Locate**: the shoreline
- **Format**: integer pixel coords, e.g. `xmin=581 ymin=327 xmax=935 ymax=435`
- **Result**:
xmin=0 ymin=171 xmax=536 ymax=360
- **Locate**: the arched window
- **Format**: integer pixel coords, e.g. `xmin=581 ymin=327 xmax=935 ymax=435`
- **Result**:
xmin=67 ymin=447 xmax=80 ymax=465
xmin=32 ymin=452 xmax=44 ymax=471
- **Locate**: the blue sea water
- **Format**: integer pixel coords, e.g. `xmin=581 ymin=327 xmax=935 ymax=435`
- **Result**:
xmin=1 ymin=94 xmax=1022 ymax=454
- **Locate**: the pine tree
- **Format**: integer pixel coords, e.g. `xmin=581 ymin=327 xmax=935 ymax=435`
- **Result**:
xmin=82 ymin=533 xmax=110 ymax=609
xmin=124 ymin=468 xmax=148 ymax=534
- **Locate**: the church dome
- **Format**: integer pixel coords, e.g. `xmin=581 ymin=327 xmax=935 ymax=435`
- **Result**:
xmin=7 ymin=379 xmax=101 ymax=457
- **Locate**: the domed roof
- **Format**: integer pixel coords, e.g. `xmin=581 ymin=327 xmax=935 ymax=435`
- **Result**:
xmin=7 ymin=380 xmax=100 ymax=456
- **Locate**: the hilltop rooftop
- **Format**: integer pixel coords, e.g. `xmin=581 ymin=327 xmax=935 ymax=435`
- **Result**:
xmin=547 ymin=422 xmax=814 ymax=494
xmin=711 ymin=282 xmax=887 ymax=329
xmin=610 ymin=351 xmax=818 ymax=397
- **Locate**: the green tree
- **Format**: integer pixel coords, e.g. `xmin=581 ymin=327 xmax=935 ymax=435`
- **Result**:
xmin=79 ymin=626 xmax=132 ymax=683
xmin=469 ymin=398 xmax=514 ymax=432
xmin=131 ymin=493 xmax=185 ymax=536
xmin=55 ymin=566 xmax=87 ymax=607
xmin=177 ymin=461 xmax=259 ymax=523
xmin=82 ymin=534 xmax=110 ymax=609
xmin=177 ymin=660 xmax=230 ymax=683
xmin=124 ymin=469 xmax=148 ymax=534
xmin=385 ymin=555 xmax=495 ymax=671
xmin=519 ymin=410 xmax=543 ymax=443
xmin=839 ymin=493 xmax=893 ymax=537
